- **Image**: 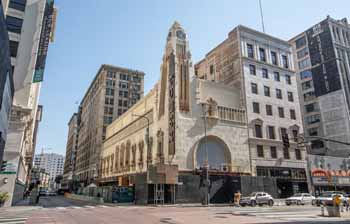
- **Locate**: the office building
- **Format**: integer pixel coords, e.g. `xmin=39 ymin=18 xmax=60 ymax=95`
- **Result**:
xmin=0 ymin=0 xmax=14 ymax=168
xmin=196 ymin=25 xmax=307 ymax=197
xmin=62 ymin=112 xmax=79 ymax=190
xmin=34 ymin=153 xmax=64 ymax=190
xmin=75 ymin=65 xmax=144 ymax=186
xmin=0 ymin=0 xmax=57 ymax=206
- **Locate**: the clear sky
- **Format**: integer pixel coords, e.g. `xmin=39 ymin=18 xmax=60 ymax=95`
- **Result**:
xmin=37 ymin=0 xmax=350 ymax=155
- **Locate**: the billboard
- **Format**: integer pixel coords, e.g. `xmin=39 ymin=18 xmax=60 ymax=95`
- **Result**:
xmin=308 ymin=155 xmax=350 ymax=186
xmin=33 ymin=0 xmax=55 ymax=83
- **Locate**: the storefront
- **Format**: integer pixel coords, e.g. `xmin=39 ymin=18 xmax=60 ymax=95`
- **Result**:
xmin=308 ymin=155 xmax=350 ymax=195
xmin=256 ymin=166 xmax=308 ymax=198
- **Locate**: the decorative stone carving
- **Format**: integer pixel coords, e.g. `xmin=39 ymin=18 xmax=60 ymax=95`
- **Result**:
xmin=157 ymin=129 xmax=165 ymax=164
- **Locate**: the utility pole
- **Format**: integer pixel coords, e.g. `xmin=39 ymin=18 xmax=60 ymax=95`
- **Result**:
xmin=201 ymin=103 xmax=210 ymax=206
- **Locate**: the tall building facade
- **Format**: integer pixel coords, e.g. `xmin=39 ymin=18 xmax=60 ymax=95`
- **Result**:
xmin=0 ymin=0 xmax=14 ymax=168
xmin=100 ymin=22 xmax=250 ymax=204
xmin=62 ymin=112 xmax=79 ymax=190
xmin=290 ymin=16 xmax=350 ymax=156
xmin=34 ymin=153 xmax=64 ymax=190
xmin=196 ymin=25 xmax=307 ymax=197
xmin=0 ymin=0 xmax=57 ymax=206
xmin=75 ymin=65 xmax=144 ymax=186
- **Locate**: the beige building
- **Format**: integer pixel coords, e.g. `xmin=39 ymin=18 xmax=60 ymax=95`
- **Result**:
xmin=100 ymin=22 xmax=250 ymax=204
xmin=195 ymin=25 xmax=308 ymax=197
xmin=62 ymin=113 xmax=79 ymax=190
xmin=75 ymin=65 xmax=144 ymax=185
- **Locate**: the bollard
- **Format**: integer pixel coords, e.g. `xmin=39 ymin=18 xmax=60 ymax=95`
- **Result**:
xmin=321 ymin=204 xmax=324 ymax=216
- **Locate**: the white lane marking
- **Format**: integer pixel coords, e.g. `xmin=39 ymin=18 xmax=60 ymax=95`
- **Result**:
xmin=84 ymin=205 xmax=95 ymax=209
xmin=70 ymin=206 xmax=82 ymax=209
xmin=97 ymin=205 xmax=108 ymax=208
xmin=56 ymin=207 xmax=66 ymax=210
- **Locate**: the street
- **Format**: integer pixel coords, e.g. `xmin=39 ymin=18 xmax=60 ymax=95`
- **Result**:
xmin=1 ymin=196 xmax=350 ymax=224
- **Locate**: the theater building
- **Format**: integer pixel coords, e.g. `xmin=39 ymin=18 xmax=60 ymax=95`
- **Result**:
xmin=99 ymin=22 xmax=251 ymax=204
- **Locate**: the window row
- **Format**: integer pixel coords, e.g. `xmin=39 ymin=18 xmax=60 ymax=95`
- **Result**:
xmin=249 ymin=64 xmax=292 ymax=84
xmin=252 ymin=102 xmax=296 ymax=119
xmin=9 ymin=0 xmax=27 ymax=12
xmin=246 ymin=43 xmax=290 ymax=69
xmin=331 ymin=24 xmax=350 ymax=47
xmin=256 ymin=145 xmax=302 ymax=160
xmin=250 ymin=83 xmax=294 ymax=101
xmin=254 ymin=124 xmax=299 ymax=141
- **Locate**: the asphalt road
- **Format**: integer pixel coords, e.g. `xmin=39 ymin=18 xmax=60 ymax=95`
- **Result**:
xmin=2 ymin=196 xmax=350 ymax=224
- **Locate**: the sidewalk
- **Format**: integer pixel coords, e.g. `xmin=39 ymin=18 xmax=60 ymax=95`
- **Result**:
xmin=0 ymin=199 xmax=42 ymax=214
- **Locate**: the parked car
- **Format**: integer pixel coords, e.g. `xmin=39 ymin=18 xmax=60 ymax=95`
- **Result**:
xmin=314 ymin=191 xmax=346 ymax=206
xmin=239 ymin=192 xmax=274 ymax=207
xmin=285 ymin=193 xmax=315 ymax=205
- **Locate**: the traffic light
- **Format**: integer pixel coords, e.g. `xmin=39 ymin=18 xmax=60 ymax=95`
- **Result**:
xmin=1 ymin=161 xmax=7 ymax=172
xmin=282 ymin=133 xmax=290 ymax=148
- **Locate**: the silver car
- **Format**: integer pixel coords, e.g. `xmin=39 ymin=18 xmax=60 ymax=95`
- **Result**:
xmin=285 ymin=193 xmax=315 ymax=205
xmin=240 ymin=192 xmax=274 ymax=207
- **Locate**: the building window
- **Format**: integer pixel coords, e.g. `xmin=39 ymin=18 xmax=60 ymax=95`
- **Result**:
xmin=295 ymin=36 xmax=306 ymax=49
xmin=306 ymin=114 xmax=320 ymax=124
xmin=308 ymin=127 xmax=318 ymax=136
xmin=298 ymin=58 xmax=311 ymax=70
xmin=9 ymin=41 xmax=19 ymax=57
xmin=290 ymin=109 xmax=296 ymax=120
xmin=257 ymin=145 xmax=264 ymax=157
xmin=106 ymin=88 xmax=114 ymax=96
xmin=249 ymin=64 xmax=256 ymax=75
xmin=276 ymin=88 xmax=282 ymax=99
xmin=255 ymin=124 xmax=262 ymax=138
xmin=274 ymin=72 xmax=280 ymax=82
xmin=268 ymin=126 xmax=275 ymax=140
xmin=6 ymin=16 xmax=23 ymax=34
xmin=297 ymin=48 xmax=309 ymax=59
xmin=123 ymin=100 xmax=128 ymax=107
xmin=264 ymin=86 xmax=270 ymax=97
xmin=311 ymin=140 xmax=324 ymax=149
xmin=247 ymin=43 xmax=254 ymax=58
xmin=210 ymin=65 xmax=214 ymax=74
xmin=283 ymin=147 xmax=290 ymax=159
xmin=270 ymin=146 xmax=277 ymax=158
xmin=303 ymin=91 xmax=315 ymax=101
xmin=253 ymin=102 xmax=260 ymax=114
xmin=9 ymin=0 xmax=27 ymax=11
xmin=266 ymin=105 xmax=273 ymax=116
xmin=295 ymin=149 xmax=302 ymax=160
xmin=278 ymin=107 xmax=284 ymax=118
xmin=300 ymin=70 xmax=312 ymax=80
xmin=292 ymin=130 xmax=298 ymax=142
xmin=302 ymin=80 xmax=313 ymax=90
xmin=285 ymin=75 xmax=291 ymax=85
xmin=305 ymin=103 xmax=316 ymax=113
xmin=262 ymin=68 xmax=268 ymax=79
xmin=287 ymin=92 xmax=294 ymax=102
xmin=282 ymin=55 xmax=289 ymax=69
xmin=271 ymin=51 xmax=278 ymax=65
xmin=118 ymin=100 xmax=123 ymax=107
xmin=251 ymin=83 xmax=258 ymax=94
xmin=259 ymin=48 xmax=266 ymax=62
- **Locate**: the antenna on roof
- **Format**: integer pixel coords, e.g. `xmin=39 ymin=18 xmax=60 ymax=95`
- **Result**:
xmin=259 ymin=0 xmax=265 ymax=33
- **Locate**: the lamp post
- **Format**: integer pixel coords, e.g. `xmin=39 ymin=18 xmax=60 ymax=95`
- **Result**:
xmin=132 ymin=114 xmax=150 ymax=167
xmin=201 ymin=103 xmax=210 ymax=206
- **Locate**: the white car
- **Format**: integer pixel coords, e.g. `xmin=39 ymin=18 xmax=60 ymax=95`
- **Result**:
xmin=314 ymin=191 xmax=346 ymax=206
xmin=240 ymin=192 xmax=274 ymax=207
xmin=285 ymin=193 xmax=315 ymax=205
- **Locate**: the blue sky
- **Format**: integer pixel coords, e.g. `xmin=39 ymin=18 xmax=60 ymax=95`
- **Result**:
xmin=37 ymin=0 xmax=350 ymax=155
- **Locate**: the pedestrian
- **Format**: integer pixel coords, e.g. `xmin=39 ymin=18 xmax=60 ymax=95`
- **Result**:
xmin=233 ymin=191 xmax=241 ymax=207
xmin=347 ymin=195 xmax=350 ymax=212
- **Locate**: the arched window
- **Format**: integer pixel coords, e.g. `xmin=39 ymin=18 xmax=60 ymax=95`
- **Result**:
xmin=196 ymin=136 xmax=231 ymax=170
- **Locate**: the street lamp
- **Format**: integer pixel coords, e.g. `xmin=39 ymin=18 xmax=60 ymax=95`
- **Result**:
xmin=200 ymin=103 xmax=210 ymax=206
xmin=132 ymin=114 xmax=150 ymax=167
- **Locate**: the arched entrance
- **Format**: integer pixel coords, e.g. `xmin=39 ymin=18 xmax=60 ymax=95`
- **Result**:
xmin=195 ymin=136 xmax=231 ymax=170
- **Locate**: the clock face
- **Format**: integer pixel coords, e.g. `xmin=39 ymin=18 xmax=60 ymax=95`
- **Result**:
xmin=176 ymin=30 xmax=186 ymax=40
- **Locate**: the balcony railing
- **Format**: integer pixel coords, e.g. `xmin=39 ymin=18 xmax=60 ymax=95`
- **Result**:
xmin=217 ymin=106 xmax=246 ymax=123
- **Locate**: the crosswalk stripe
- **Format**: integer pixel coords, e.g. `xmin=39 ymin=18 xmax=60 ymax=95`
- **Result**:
xmin=56 ymin=207 xmax=66 ymax=210
xmin=84 ymin=205 xmax=95 ymax=209
xmin=70 ymin=206 xmax=82 ymax=209
xmin=0 ymin=217 xmax=27 ymax=224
